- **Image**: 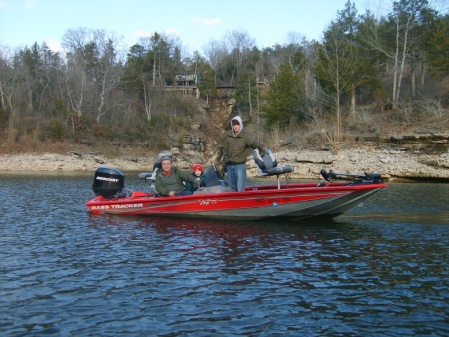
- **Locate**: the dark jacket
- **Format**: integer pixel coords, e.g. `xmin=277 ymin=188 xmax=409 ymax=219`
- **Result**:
xmin=185 ymin=173 xmax=206 ymax=192
xmin=216 ymin=116 xmax=263 ymax=166
xmin=155 ymin=168 xmax=197 ymax=196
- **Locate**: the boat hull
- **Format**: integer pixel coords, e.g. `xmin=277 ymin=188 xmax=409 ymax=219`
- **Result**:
xmin=86 ymin=182 xmax=386 ymax=220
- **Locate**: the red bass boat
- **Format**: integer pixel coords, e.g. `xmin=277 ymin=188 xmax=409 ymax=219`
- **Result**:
xmin=86 ymin=149 xmax=386 ymax=221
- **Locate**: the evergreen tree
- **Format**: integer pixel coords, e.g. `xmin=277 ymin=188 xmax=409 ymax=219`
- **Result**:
xmin=261 ymin=63 xmax=305 ymax=128
xmin=424 ymin=13 xmax=449 ymax=73
xmin=197 ymin=63 xmax=217 ymax=102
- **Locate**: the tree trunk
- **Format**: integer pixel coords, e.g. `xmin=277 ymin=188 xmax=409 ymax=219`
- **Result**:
xmin=396 ymin=22 xmax=409 ymax=107
xmin=96 ymin=76 xmax=107 ymax=125
xmin=351 ymin=84 xmax=356 ymax=115
xmin=392 ymin=16 xmax=400 ymax=110
xmin=248 ymin=78 xmax=252 ymax=117
xmin=5 ymin=93 xmax=16 ymax=144
xmin=393 ymin=10 xmax=413 ymax=109
xmin=152 ymin=61 xmax=156 ymax=86
xmin=420 ymin=62 xmax=425 ymax=86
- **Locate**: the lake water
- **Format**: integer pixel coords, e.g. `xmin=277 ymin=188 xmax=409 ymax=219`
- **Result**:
xmin=1 ymin=172 xmax=448 ymax=336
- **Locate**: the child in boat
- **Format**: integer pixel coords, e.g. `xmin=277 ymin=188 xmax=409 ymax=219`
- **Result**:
xmin=185 ymin=163 xmax=206 ymax=192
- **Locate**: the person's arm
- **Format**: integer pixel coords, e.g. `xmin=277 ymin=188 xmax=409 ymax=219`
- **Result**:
xmin=199 ymin=175 xmax=206 ymax=186
xmin=154 ymin=176 xmax=169 ymax=196
xmin=246 ymin=133 xmax=264 ymax=152
xmin=176 ymin=169 xmax=197 ymax=184
xmin=215 ymin=135 xmax=228 ymax=174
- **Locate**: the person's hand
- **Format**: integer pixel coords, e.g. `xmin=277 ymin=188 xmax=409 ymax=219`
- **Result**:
xmin=220 ymin=165 xmax=226 ymax=177
xmin=194 ymin=178 xmax=201 ymax=189
xmin=169 ymin=191 xmax=176 ymax=197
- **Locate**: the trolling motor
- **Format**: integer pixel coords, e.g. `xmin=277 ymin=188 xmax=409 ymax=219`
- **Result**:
xmin=320 ymin=169 xmax=382 ymax=184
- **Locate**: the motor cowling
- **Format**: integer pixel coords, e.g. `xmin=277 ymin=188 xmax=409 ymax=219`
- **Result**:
xmin=92 ymin=167 xmax=125 ymax=198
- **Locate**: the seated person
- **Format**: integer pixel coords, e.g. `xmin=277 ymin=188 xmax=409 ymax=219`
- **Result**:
xmin=155 ymin=157 xmax=199 ymax=197
xmin=185 ymin=163 xmax=206 ymax=192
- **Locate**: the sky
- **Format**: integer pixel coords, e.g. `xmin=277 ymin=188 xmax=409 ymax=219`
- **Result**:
xmin=0 ymin=0 xmax=388 ymax=55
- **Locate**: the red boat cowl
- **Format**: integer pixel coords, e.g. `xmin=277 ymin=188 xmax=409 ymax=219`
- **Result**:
xmin=92 ymin=167 xmax=125 ymax=199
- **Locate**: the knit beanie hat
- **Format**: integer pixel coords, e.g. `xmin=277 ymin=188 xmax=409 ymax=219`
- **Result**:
xmin=193 ymin=163 xmax=203 ymax=172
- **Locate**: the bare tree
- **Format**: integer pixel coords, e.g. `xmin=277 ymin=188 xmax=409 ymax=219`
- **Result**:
xmin=62 ymin=28 xmax=125 ymax=124
xmin=224 ymin=29 xmax=256 ymax=85
xmin=94 ymin=36 xmax=124 ymax=125
xmin=0 ymin=47 xmax=27 ymax=143
xmin=141 ymin=72 xmax=153 ymax=122
xmin=203 ymin=38 xmax=227 ymax=86
xmin=62 ymin=28 xmax=92 ymax=119
xmin=359 ymin=0 xmax=431 ymax=109
xmin=314 ymin=25 xmax=363 ymax=148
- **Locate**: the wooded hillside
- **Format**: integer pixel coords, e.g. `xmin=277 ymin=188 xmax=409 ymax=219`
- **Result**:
xmin=0 ymin=0 xmax=448 ymax=155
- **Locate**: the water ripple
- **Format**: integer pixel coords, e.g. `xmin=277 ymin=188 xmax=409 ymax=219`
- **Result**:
xmin=1 ymin=176 xmax=448 ymax=336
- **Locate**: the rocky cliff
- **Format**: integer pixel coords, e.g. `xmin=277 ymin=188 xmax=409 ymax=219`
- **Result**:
xmin=1 ymin=95 xmax=448 ymax=181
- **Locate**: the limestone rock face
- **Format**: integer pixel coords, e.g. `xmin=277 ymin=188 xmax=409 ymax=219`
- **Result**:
xmin=1 ymin=146 xmax=448 ymax=181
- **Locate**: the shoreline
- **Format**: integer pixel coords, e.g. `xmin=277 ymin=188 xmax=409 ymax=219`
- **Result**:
xmin=0 ymin=148 xmax=448 ymax=181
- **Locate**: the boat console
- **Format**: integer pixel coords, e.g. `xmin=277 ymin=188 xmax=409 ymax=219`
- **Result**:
xmin=194 ymin=167 xmax=234 ymax=193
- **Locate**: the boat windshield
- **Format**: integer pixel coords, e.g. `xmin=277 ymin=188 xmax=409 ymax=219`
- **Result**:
xmin=203 ymin=167 xmax=229 ymax=188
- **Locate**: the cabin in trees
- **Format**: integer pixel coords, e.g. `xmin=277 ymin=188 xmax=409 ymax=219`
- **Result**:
xmin=174 ymin=74 xmax=201 ymax=87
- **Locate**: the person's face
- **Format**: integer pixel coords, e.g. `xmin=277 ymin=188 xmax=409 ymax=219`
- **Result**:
xmin=232 ymin=121 xmax=240 ymax=133
xmin=194 ymin=169 xmax=202 ymax=176
xmin=161 ymin=159 xmax=172 ymax=172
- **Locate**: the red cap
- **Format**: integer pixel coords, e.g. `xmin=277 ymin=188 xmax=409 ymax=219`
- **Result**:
xmin=193 ymin=163 xmax=203 ymax=172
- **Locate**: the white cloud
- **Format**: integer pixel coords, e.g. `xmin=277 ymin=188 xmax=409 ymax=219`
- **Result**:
xmin=134 ymin=30 xmax=152 ymax=38
xmin=165 ymin=28 xmax=180 ymax=37
xmin=0 ymin=1 xmax=9 ymax=9
xmin=191 ymin=16 xmax=221 ymax=26
xmin=45 ymin=38 xmax=63 ymax=52
xmin=134 ymin=29 xmax=180 ymax=40
xmin=0 ymin=0 xmax=35 ymax=10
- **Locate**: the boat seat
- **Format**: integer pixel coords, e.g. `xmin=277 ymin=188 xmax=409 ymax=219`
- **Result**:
xmin=139 ymin=168 xmax=161 ymax=197
xmin=253 ymin=148 xmax=294 ymax=189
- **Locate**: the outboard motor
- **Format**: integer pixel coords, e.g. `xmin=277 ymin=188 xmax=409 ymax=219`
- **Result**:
xmin=92 ymin=167 xmax=125 ymax=198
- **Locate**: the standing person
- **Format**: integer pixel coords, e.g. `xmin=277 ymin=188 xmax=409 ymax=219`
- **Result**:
xmin=155 ymin=157 xmax=199 ymax=197
xmin=185 ymin=163 xmax=206 ymax=192
xmin=216 ymin=116 xmax=264 ymax=191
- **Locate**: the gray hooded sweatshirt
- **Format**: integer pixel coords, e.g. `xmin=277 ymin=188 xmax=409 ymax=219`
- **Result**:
xmin=217 ymin=116 xmax=263 ymax=165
